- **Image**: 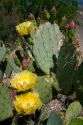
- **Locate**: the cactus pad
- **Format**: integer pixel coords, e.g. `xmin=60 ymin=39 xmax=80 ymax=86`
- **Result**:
xmin=33 ymin=76 xmax=52 ymax=104
xmin=0 ymin=84 xmax=13 ymax=121
xmin=31 ymin=22 xmax=63 ymax=74
xmin=46 ymin=112 xmax=64 ymax=125
xmin=56 ymin=43 xmax=77 ymax=94
xmin=76 ymin=62 xmax=83 ymax=105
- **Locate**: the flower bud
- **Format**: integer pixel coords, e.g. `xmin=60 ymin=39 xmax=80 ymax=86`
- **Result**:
xmin=22 ymin=59 xmax=29 ymax=70
xmin=61 ymin=16 xmax=66 ymax=21
xmin=50 ymin=6 xmax=56 ymax=13
xmin=44 ymin=8 xmax=48 ymax=14
xmin=69 ymin=21 xmax=76 ymax=29
xmin=64 ymin=23 xmax=69 ymax=29
xmin=28 ymin=13 xmax=35 ymax=20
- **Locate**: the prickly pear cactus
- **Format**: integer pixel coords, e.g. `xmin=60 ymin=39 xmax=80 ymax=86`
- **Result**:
xmin=0 ymin=43 xmax=6 ymax=62
xmin=31 ymin=22 xmax=63 ymax=74
xmin=46 ymin=112 xmax=64 ymax=125
xmin=56 ymin=43 xmax=77 ymax=94
xmin=0 ymin=84 xmax=13 ymax=121
xmin=75 ymin=62 xmax=83 ymax=105
xmin=5 ymin=55 xmax=21 ymax=77
xmin=68 ymin=118 xmax=83 ymax=125
xmin=65 ymin=101 xmax=82 ymax=125
xmin=33 ymin=76 xmax=52 ymax=104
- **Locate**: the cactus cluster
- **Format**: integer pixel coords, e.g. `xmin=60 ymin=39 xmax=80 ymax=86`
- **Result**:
xmin=0 ymin=20 xmax=83 ymax=125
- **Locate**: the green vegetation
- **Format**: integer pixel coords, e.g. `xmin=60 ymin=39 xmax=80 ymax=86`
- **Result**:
xmin=0 ymin=1 xmax=83 ymax=125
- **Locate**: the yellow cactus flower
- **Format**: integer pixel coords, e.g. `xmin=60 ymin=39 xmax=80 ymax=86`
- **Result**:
xmin=14 ymin=92 xmax=42 ymax=115
xmin=16 ymin=21 xmax=35 ymax=36
xmin=10 ymin=70 xmax=37 ymax=92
